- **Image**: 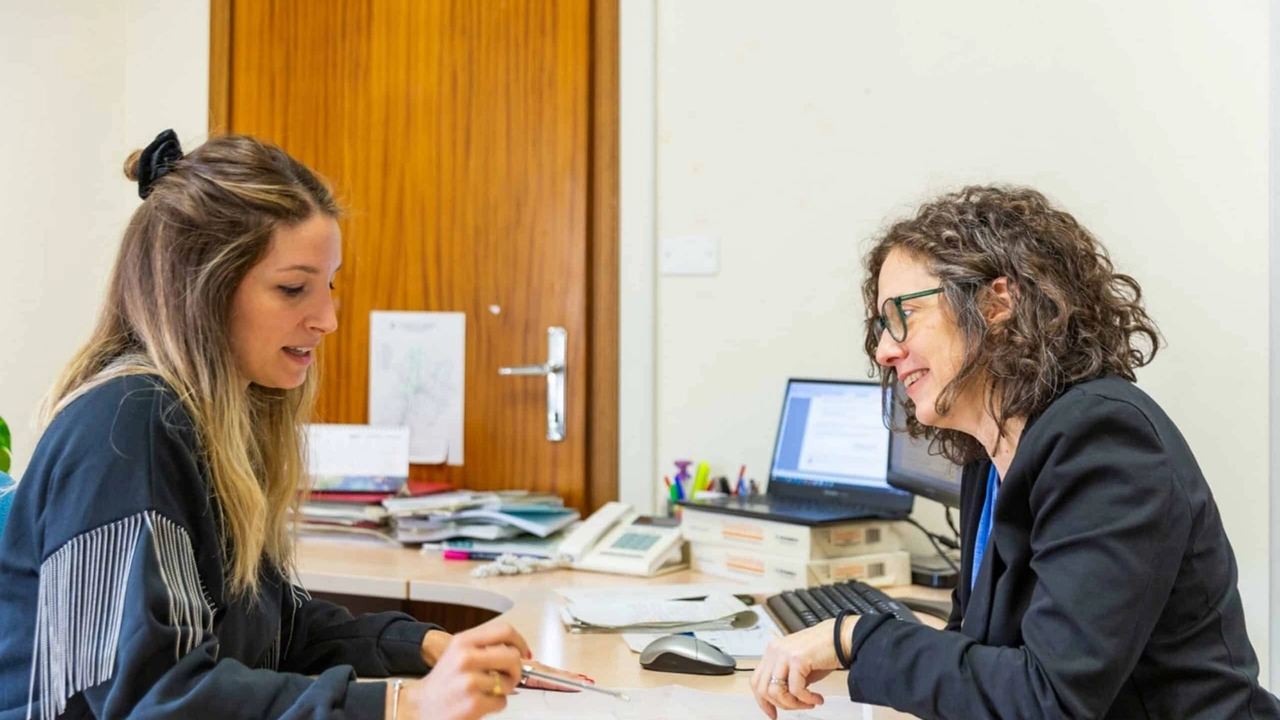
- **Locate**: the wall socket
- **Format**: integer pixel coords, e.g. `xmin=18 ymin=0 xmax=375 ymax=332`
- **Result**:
xmin=660 ymin=235 xmax=719 ymax=276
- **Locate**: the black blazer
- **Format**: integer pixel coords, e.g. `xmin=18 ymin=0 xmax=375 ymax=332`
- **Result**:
xmin=844 ymin=375 xmax=1279 ymax=719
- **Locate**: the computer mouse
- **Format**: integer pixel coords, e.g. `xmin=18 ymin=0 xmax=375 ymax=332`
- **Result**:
xmin=639 ymin=635 xmax=736 ymax=676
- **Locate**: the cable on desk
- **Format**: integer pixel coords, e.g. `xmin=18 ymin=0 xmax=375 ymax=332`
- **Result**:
xmin=945 ymin=507 xmax=960 ymax=542
xmin=902 ymin=518 xmax=960 ymax=575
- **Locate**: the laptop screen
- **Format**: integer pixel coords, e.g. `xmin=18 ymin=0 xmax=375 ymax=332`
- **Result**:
xmin=768 ymin=380 xmax=906 ymax=496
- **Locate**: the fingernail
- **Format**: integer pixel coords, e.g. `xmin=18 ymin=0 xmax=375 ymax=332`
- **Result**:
xmin=526 ymin=650 xmax=533 ymax=659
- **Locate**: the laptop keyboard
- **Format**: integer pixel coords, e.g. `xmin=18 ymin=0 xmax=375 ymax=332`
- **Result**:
xmin=766 ymin=580 xmax=922 ymax=633
xmin=765 ymin=496 xmax=879 ymax=517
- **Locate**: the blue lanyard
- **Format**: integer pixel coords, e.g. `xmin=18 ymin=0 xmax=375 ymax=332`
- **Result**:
xmin=971 ymin=465 xmax=1000 ymax=591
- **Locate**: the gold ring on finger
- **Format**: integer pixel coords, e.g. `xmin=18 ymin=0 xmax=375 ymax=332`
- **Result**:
xmin=490 ymin=671 xmax=505 ymax=696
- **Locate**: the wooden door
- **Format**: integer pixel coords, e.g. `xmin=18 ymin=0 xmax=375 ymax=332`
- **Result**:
xmin=210 ymin=0 xmax=618 ymax=512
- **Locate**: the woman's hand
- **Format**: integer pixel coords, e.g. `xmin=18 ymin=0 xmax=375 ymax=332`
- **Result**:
xmin=396 ymin=621 xmax=529 ymax=720
xmin=420 ymin=625 xmax=594 ymax=692
xmin=421 ymin=629 xmax=451 ymax=667
xmin=750 ymin=617 xmax=855 ymax=720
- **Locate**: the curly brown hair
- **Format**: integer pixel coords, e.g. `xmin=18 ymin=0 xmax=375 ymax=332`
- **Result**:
xmin=862 ymin=185 xmax=1162 ymax=464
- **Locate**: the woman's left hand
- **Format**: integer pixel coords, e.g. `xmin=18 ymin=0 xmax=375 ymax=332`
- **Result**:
xmin=750 ymin=617 xmax=855 ymax=720
xmin=422 ymin=630 xmax=593 ymax=692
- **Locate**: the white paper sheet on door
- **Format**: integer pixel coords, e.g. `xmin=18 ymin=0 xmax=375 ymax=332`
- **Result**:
xmin=368 ymin=311 xmax=465 ymax=465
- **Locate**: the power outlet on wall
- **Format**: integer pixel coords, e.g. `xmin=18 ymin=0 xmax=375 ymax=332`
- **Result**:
xmin=660 ymin=235 xmax=719 ymax=276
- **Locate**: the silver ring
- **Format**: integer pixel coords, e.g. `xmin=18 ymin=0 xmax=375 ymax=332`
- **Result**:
xmin=769 ymin=676 xmax=787 ymax=686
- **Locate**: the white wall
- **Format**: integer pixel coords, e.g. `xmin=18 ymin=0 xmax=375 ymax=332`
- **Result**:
xmin=0 ymin=2 xmax=131 ymax=476
xmin=619 ymin=0 xmax=658 ymax=513
xmin=653 ymin=0 xmax=1272 ymax=677
xmin=125 ymin=1 xmax=210 ymax=158
xmin=0 ymin=0 xmax=208 ymax=477
xmin=1271 ymin=0 xmax=1280 ymax=692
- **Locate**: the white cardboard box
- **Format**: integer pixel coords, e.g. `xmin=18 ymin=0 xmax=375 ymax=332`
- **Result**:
xmin=679 ymin=507 xmax=902 ymax=561
xmin=689 ymin=543 xmax=912 ymax=590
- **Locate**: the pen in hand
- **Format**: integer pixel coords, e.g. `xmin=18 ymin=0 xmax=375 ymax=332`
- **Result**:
xmin=521 ymin=665 xmax=631 ymax=702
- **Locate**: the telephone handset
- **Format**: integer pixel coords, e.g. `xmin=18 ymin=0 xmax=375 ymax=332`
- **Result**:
xmin=560 ymin=501 xmax=687 ymax=577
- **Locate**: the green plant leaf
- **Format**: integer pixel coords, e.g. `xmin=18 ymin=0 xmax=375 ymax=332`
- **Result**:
xmin=0 ymin=416 xmax=9 ymax=474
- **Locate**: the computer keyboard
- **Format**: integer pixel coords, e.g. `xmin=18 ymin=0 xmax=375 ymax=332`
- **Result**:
xmin=767 ymin=579 xmax=922 ymax=633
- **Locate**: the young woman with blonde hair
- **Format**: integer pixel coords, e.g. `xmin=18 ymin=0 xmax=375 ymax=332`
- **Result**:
xmin=0 ymin=130 xmax=581 ymax=720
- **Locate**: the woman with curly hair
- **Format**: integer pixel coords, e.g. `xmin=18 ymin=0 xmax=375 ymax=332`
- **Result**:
xmin=751 ymin=186 xmax=1279 ymax=719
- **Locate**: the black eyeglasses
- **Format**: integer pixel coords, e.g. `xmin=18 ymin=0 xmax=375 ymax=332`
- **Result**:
xmin=875 ymin=288 xmax=944 ymax=343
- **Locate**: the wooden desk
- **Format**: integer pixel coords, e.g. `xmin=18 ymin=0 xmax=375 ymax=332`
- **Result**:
xmin=298 ymin=536 xmax=948 ymax=719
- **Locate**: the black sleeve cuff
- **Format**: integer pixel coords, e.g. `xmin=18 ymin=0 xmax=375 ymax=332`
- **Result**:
xmin=377 ymin=620 xmax=444 ymax=676
xmin=345 ymin=679 xmax=389 ymax=720
xmin=845 ymin=613 xmax=894 ymax=697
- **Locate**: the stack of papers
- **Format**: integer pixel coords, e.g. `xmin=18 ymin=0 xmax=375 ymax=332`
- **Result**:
xmin=382 ymin=490 xmax=496 ymax=517
xmin=300 ymin=501 xmax=389 ymax=525
xmin=385 ymin=491 xmax=577 ymax=545
xmin=396 ymin=521 xmax=526 ymax=543
xmin=559 ymin=592 xmax=758 ymax=634
xmin=382 ymin=490 xmax=562 ymax=516
xmin=297 ymin=481 xmax=454 ymax=543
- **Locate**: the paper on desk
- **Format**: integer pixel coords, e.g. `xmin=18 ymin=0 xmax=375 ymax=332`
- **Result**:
xmin=369 ymin=311 xmax=465 ymax=465
xmin=621 ymin=606 xmax=783 ymax=658
xmin=564 ymin=606 xmax=758 ymax=635
xmin=566 ymin=592 xmax=746 ymax=629
xmin=494 ymin=685 xmax=870 ymax=720
xmin=556 ymin=582 xmax=780 ymax=605
xmin=306 ymin=424 xmax=410 ymax=492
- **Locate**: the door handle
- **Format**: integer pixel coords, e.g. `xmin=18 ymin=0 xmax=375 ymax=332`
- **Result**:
xmin=498 ymin=327 xmax=566 ymax=441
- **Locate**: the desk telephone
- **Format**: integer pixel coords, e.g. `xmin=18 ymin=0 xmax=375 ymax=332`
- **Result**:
xmin=559 ymin=502 xmax=687 ymax=577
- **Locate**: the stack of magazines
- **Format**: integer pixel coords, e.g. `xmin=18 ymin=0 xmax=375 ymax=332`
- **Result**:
xmin=297 ymin=480 xmax=453 ymax=543
xmin=383 ymin=490 xmax=579 ymax=545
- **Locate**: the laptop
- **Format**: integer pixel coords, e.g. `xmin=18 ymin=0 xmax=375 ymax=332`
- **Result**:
xmin=677 ymin=378 xmax=913 ymax=526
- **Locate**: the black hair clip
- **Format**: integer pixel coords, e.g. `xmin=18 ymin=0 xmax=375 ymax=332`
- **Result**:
xmin=137 ymin=129 xmax=184 ymax=199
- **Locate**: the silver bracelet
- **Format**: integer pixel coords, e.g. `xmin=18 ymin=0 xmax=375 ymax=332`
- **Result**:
xmin=390 ymin=678 xmax=403 ymax=720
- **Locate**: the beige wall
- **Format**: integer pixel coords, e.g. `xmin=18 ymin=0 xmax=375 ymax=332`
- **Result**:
xmin=0 ymin=0 xmax=208 ymax=476
xmin=653 ymin=0 xmax=1271 ymax=676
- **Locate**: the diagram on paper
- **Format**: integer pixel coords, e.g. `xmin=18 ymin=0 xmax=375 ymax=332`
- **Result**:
xmin=368 ymin=311 xmax=465 ymax=465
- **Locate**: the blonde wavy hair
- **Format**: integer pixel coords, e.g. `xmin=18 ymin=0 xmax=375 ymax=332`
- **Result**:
xmin=43 ymin=134 xmax=340 ymax=598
